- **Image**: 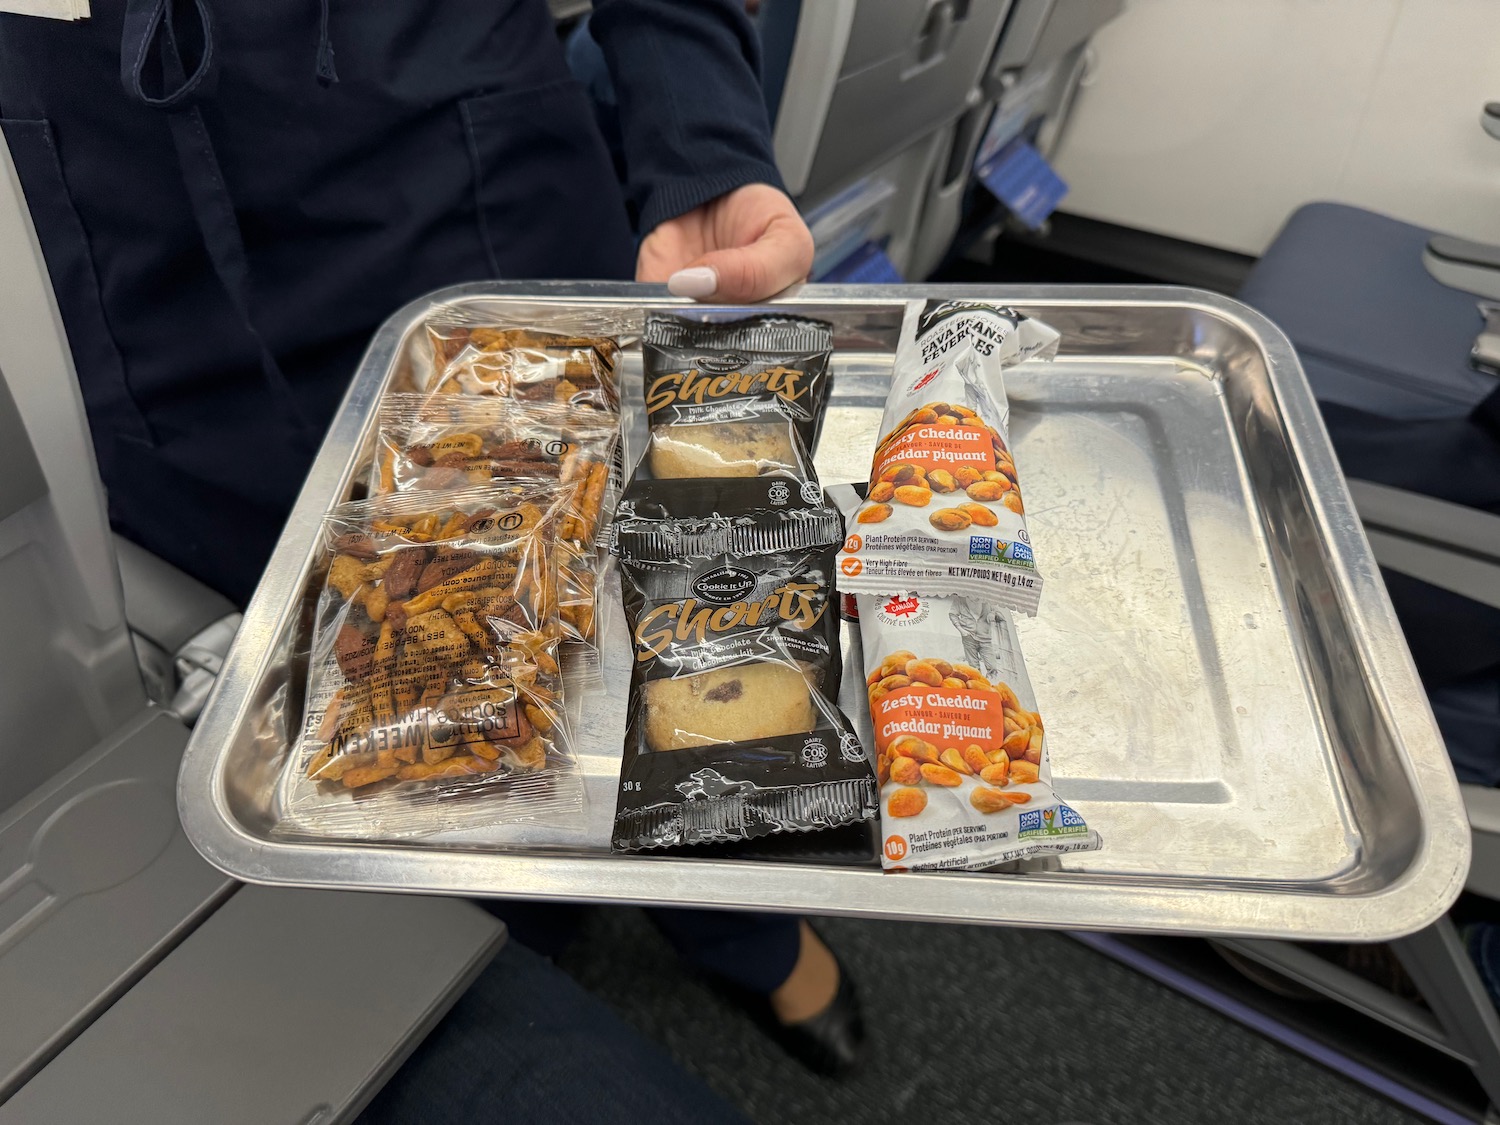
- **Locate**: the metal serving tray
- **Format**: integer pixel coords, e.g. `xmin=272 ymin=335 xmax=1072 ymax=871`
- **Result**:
xmin=178 ymin=283 xmax=1469 ymax=941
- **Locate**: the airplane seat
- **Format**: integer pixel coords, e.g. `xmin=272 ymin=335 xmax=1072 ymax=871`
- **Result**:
xmin=0 ymin=131 xmax=502 ymax=1123
xmin=764 ymin=0 xmax=1013 ymax=279
xmin=762 ymin=0 xmax=1122 ymax=281
xmin=1239 ymin=202 xmax=1500 ymax=775
xmin=1234 ymin=201 xmax=1500 ymax=1108
xmin=926 ymin=0 xmax=1121 ymax=279
xmin=1241 ymin=203 xmax=1499 ymax=421
xmin=0 ymin=274 xmax=143 ymax=810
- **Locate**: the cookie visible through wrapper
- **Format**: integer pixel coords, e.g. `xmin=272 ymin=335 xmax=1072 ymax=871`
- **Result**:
xmin=617 ymin=312 xmax=834 ymax=523
xmin=643 ymin=663 xmax=817 ymax=750
xmin=610 ymin=510 xmax=876 ymax=851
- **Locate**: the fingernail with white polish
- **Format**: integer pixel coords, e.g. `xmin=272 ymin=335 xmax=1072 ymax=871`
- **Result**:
xmin=667 ymin=266 xmax=718 ymax=299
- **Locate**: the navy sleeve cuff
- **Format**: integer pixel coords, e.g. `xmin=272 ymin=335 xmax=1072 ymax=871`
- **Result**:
xmin=638 ymin=161 xmax=787 ymax=234
xmin=589 ymin=0 xmax=787 ymax=237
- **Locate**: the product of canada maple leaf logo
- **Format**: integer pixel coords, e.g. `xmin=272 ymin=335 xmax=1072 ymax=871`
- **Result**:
xmin=883 ymin=594 xmax=920 ymax=617
xmin=910 ymin=366 xmax=941 ymax=393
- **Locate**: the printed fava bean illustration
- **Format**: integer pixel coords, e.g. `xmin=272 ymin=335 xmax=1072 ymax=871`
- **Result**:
xmin=866 ymin=648 xmax=1044 ymax=818
xmin=856 ymin=401 xmax=1024 ymax=529
xmin=839 ymin=302 xmax=1054 ymax=616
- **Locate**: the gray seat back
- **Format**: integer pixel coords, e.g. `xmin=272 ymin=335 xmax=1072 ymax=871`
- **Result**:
xmin=770 ymin=0 xmax=1011 ymax=278
xmin=772 ymin=0 xmax=1012 ymax=204
xmin=769 ymin=0 xmax=1120 ymax=280
xmin=0 ymin=135 xmax=144 ymax=811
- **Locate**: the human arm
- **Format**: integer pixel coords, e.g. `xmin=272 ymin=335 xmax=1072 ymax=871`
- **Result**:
xmin=587 ymin=0 xmax=813 ymax=301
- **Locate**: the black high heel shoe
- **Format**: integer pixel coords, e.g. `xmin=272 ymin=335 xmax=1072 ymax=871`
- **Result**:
xmin=740 ymin=942 xmax=864 ymax=1077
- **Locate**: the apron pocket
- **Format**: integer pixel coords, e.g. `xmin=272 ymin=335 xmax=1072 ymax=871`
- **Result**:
xmin=1 ymin=118 xmax=154 ymax=461
xmin=459 ymin=79 xmax=635 ymax=282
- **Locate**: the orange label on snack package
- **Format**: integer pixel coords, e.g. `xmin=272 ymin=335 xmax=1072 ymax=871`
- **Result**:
xmin=870 ymin=684 xmax=1006 ymax=755
xmin=871 ymin=425 xmax=996 ymax=482
xmin=883 ymin=835 xmax=909 ymax=862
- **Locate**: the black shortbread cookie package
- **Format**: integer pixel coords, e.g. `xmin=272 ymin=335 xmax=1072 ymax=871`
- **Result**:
xmin=616 ymin=312 xmax=835 ymax=523
xmin=610 ymin=508 xmax=876 ymax=851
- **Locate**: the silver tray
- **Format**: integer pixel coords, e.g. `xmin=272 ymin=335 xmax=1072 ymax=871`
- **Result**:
xmin=178 ymin=283 xmax=1470 ymax=941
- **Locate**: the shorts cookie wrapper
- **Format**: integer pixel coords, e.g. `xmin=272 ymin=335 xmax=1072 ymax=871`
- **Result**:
xmin=617 ymin=312 xmax=835 ymax=523
xmin=610 ymin=510 xmax=876 ymax=851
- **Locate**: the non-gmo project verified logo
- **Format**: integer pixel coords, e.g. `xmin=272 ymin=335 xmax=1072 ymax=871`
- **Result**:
xmin=1018 ymin=804 xmax=1089 ymax=839
xmin=969 ymin=536 xmax=1036 ymax=567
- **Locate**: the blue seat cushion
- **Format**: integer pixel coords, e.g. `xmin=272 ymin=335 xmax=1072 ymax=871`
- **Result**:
xmin=1240 ymin=202 xmax=1497 ymax=419
xmin=1244 ymin=204 xmax=1500 ymax=773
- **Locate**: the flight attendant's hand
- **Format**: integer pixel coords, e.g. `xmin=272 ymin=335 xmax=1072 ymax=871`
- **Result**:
xmin=637 ymin=183 xmax=814 ymax=303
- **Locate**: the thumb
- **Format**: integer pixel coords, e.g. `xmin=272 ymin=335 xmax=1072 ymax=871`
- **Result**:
xmin=669 ymin=213 xmax=814 ymax=303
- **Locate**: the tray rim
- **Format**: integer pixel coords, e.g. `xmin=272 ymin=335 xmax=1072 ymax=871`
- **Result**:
xmin=177 ymin=281 xmax=1470 ymax=941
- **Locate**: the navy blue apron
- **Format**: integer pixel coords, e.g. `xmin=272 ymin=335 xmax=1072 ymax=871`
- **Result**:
xmin=0 ymin=0 xmax=636 ymax=603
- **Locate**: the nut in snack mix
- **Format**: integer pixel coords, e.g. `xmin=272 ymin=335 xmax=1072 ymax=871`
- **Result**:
xmin=839 ymin=301 xmax=1058 ymax=616
xmin=616 ymin=312 xmax=834 ymax=523
xmin=854 ymin=589 xmax=1099 ymax=871
xmin=371 ymin=395 xmax=618 ymax=645
xmin=284 ymin=485 xmax=582 ymax=836
xmin=610 ymin=510 xmax=876 ymax=851
xmin=426 ymin=320 xmax=620 ymax=412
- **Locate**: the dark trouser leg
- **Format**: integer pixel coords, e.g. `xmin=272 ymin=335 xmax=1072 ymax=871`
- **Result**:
xmin=358 ymin=940 xmax=749 ymax=1125
xmin=646 ymin=907 xmax=803 ymax=995
xmin=475 ymin=901 xmax=804 ymax=995
xmin=475 ymin=899 xmax=590 ymax=960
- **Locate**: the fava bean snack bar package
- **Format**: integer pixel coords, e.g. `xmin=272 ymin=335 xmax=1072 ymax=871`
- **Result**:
xmin=855 ymin=589 xmax=1099 ymax=871
xmin=840 ymin=301 xmax=1058 ymax=615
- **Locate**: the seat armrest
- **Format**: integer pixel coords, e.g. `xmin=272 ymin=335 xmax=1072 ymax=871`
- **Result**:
xmin=113 ymin=535 xmax=235 ymax=654
xmin=1348 ymin=480 xmax=1500 ymax=560
xmin=1462 ymin=784 xmax=1500 ymax=900
xmin=1429 ymin=234 xmax=1500 ymax=274
xmin=1424 ymin=235 xmax=1500 ymax=301
xmin=167 ymin=613 xmax=242 ymax=725
xmin=113 ymin=536 xmax=240 ymax=722
xmin=1348 ymin=479 xmax=1500 ymax=609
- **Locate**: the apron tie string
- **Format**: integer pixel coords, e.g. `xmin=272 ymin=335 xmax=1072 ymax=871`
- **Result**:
xmin=120 ymin=0 xmax=215 ymax=108
xmin=119 ymin=0 xmax=320 ymax=454
xmin=315 ymin=0 xmax=339 ymax=86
